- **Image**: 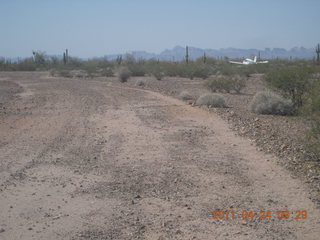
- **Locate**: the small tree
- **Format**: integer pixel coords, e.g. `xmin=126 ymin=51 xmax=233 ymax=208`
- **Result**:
xmin=32 ymin=51 xmax=46 ymax=66
xmin=265 ymin=66 xmax=313 ymax=108
xmin=118 ymin=67 xmax=131 ymax=82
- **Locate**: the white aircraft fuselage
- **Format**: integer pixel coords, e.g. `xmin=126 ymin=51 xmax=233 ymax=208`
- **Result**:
xmin=229 ymin=56 xmax=268 ymax=65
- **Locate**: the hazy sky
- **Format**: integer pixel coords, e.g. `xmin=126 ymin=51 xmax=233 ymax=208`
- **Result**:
xmin=1 ymin=0 xmax=319 ymax=58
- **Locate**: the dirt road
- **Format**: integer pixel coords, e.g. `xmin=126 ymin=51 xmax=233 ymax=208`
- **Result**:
xmin=0 ymin=72 xmax=319 ymax=240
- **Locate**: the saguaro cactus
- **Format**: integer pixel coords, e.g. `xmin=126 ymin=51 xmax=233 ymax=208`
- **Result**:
xmin=185 ymin=46 xmax=189 ymax=63
xmin=116 ymin=55 xmax=122 ymax=65
xmin=203 ymin=52 xmax=207 ymax=64
xmin=316 ymin=44 xmax=320 ymax=62
xmin=63 ymin=49 xmax=68 ymax=65
xmin=66 ymin=49 xmax=68 ymax=62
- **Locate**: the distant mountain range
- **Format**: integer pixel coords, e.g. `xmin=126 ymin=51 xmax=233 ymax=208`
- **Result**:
xmin=2 ymin=46 xmax=317 ymax=62
xmin=106 ymin=46 xmax=316 ymax=61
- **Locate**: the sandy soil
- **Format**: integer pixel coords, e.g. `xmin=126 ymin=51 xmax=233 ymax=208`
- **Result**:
xmin=0 ymin=72 xmax=320 ymax=240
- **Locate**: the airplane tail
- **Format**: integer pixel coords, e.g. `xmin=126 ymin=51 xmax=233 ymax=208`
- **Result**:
xmin=254 ymin=56 xmax=257 ymax=62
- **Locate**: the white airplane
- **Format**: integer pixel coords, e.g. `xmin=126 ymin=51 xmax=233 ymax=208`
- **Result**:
xmin=229 ymin=56 xmax=268 ymax=65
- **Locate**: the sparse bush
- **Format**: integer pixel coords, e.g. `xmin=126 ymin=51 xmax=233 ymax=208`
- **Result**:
xmin=302 ymin=80 xmax=320 ymax=160
xmin=217 ymin=63 xmax=237 ymax=76
xmin=16 ymin=58 xmax=37 ymax=71
xmin=153 ymin=71 xmax=165 ymax=80
xmin=206 ymin=77 xmax=233 ymax=93
xmin=101 ymin=67 xmax=114 ymax=77
xmin=250 ymin=91 xmax=294 ymax=115
xmin=118 ymin=67 xmax=131 ymax=82
xmin=179 ymin=91 xmax=193 ymax=100
xmin=196 ymin=93 xmax=227 ymax=108
xmin=232 ymin=75 xmax=246 ymax=93
xmin=207 ymin=75 xmax=246 ymax=93
xmin=59 ymin=69 xmax=72 ymax=78
xmin=189 ymin=64 xmax=212 ymax=79
xmin=135 ymin=79 xmax=145 ymax=87
xmin=31 ymin=51 xmax=47 ymax=67
xmin=265 ymin=66 xmax=313 ymax=107
xmin=128 ymin=64 xmax=146 ymax=76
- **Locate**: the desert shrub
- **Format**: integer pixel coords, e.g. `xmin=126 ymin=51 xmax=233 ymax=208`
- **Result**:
xmin=32 ymin=51 xmax=47 ymax=67
xmin=74 ymin=70 xmax=90 ymax=78
xmin=217 ymin=63 xmax=237 ymax=76
xmin=265 ymin=66 xmax=313 ymax=107
xmin=101 ymin=67 xmax=114 ymax=77
xmin=206 ymin=77 xmax=233 ymax=93
xmin=135 ymin=79 xmax=145 ymax=87
xmin=118 ymin=67 xmax=131 ymax=82
xmin=59 ymin=69 xmax=73 ymax=78
xmin=128 ymin=64 xmax=146 ymax=76
xmin=179 ymin=91 xmax=193 ymax=100
xmin=175 ymin=63 xmax=212 ymax=79
xmin=196 ymin=93 xmax=227 ymax=108
xmin=189 ymin=64 xmax=212 ymax=79
xmin=250 ymin=91 xmax=294 ymax=115
xmin=15 ymin=58 xmax=37 ymax=71
xmin=153 ymin=71 xmax=165 ymax=80
xmin=145 ymin=61 xmax=166 ymax=80
xmin=232 ymin=75 xmax=247 ymax=93
xmin=66 ymin=57 xmax=83 ymax=68
xmin=301 ymin=80 xmax=320 ymax=160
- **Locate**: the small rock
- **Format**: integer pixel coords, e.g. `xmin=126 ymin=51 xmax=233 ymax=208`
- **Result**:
xmin=0 ymin=228 xmax=5 ymax=233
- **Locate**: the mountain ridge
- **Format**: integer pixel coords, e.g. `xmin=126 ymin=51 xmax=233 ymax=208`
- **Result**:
xmin=106 ymin=45 xmax=316 ymax=61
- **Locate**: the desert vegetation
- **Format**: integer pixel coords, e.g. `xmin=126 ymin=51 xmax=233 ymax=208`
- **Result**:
xmin=261 ymin=65 xmax=320 ymax=159
xmin=250 ymin=91 xmax=294 ymax=115
xmin=1 ymin=50 xmax=319 ymax=160
xmin=206 ymin=75 xmax=246 ymax=93
xmin=179 ymin=91 xmax=193 ymax=101
xmin=195 ymin=93 xmax=227 ymax=108
xmin=135 ymin=79 xmax=146 ymax=87
xmin=117 ymin=66 xmax=131 ymax=83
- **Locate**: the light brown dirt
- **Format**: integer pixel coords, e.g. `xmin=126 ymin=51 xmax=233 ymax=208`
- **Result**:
xmin=0 ymin=72 xmax=320 ymax=240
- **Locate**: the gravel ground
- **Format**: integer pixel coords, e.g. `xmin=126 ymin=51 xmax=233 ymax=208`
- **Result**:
xmin=126 ymin=74 xmax=320 ymax=207
xmin=0 ymin=72 xmax=319 ymax=240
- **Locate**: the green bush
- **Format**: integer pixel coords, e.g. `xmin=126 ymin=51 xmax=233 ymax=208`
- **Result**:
xmin=265 ymin=66 xmax=313 ymax=108
xmin=250 ymin=91 xmax=294 ymax=115
xmin=195 ymin=93 xmax=227 ymax=108
xmin=118 ymin=67 xmax=131 ymax=82
xmin=128 ymin=64 xmax=146 ymax=76
xmin=189 ymin=64 xmax=212 ymax=79
xmin=207 ymin=76 xmax=246 ymax=93
xmin=101 ymin=67 xmax=114 ymax=77
xmin=207 ymin=77 xmax=232 ymax=93
xmin=217 ymin=63 xmax=237 ymax=76
xmin=15 ymin=58 xmax=37 ymax=71
xmin=302 ymin=80 xmax=320 ymax=160
xmin=179 ymin=91 xmax=193 ymax=100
